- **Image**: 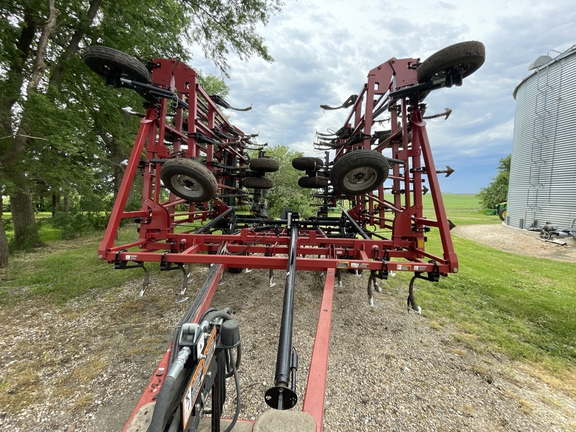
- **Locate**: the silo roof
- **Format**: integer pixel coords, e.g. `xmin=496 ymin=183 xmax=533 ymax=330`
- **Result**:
xmin=513 ymin=44 xmax=576 ymax=99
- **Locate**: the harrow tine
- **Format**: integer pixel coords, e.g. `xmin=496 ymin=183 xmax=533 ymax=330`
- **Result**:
xmin=139 ymin=265 xmax=150 ymax=297
xmin=367 ymin=272 xmax=382 ymax=307
xmin=269 ymin=269 xmax=276 ymax=287
xmin=407 ymin=275 xmax=422 ymax=314
xmin=176 ymin=265 xmax=190 ymax=303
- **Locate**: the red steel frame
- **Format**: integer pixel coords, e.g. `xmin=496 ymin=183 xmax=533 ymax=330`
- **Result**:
xmin=100 ymin=55 xmax=459 ymax=431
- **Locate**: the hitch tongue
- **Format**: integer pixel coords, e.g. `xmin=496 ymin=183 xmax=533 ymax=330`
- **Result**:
xmin=265 ymin=219 xmax=299 ymax=410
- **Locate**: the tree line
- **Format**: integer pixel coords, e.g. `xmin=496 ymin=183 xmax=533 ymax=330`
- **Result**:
xmin=0 ymin=0 xmax=285 ymax=267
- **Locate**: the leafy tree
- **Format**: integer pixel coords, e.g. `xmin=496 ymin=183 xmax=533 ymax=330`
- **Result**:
xmin=262 ymin=145 xmax=316 ymax=218
xmin=476 ymin=154 xmax=511 ymax=209
xmin=0 ymin=0 xmax=283 ymax=265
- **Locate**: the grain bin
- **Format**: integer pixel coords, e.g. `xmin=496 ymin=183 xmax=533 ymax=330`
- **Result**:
xmin=507 ymin=45 xmax=576 ymax=230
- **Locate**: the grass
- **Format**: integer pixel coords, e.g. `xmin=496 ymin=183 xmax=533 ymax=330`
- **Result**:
xmin=1 ymin=195 xmax=575 ymax=385
xmin=413 ymin=232 xmax=576 ymax=370
xmin=421 ymin=193 xmax=502 ymax=226
xmin=0 ymin=230 xmax=142 ymax=303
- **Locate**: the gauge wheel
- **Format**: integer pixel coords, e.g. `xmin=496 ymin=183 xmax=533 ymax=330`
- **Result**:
xmin=83 ymin=45 xmax=151 ymax=83
xmin=243 ymin=177 xmax=273 ymax=189
xmin=417 ymin=41 xmax=485 ymax=84
xmin=330 ymin=149 xmax=390 ymax=195
xmin=292 ymin=157 xmax=324 ymax=171
xmin=160 ymin=158 xmax=218 ymax=202
xmin=249 ymin=158 xmax=280 ymax=172
xmin=298 ymin=176 xmax=329 ymax=188
xmin=539 ymin=230 xmax=551 ymax=240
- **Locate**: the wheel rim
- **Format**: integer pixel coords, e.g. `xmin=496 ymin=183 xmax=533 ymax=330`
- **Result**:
xmin=170 ymin=174 xmax=204 ymax=198
xmin=342 ymin=167 xmax=378 ymax=192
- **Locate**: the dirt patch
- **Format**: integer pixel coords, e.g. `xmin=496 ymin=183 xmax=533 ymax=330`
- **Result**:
xmin=1 ymin=227 xmax=575 ymax=431
xmin=453 ymin=223 xmax=576 ymax=262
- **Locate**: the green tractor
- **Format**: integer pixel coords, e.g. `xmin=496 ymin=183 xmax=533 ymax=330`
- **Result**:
xmin=496 ymin=202 xmax=507 ymax=221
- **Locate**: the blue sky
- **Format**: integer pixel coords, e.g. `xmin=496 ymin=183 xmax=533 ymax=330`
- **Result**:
xmin=190 ymin=0 xmax=576 ymax=193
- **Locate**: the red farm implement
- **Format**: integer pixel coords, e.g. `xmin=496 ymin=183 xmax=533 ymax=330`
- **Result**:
xmin=84 ymin=40 xmax=485 ymax=432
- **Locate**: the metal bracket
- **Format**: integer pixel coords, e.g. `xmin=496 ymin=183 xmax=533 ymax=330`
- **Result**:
xmin=114 ymin=250 xmax=150 ymax=296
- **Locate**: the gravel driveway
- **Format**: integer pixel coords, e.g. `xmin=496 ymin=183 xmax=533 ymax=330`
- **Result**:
xmin=1 ymin=224 xmax=575 ymax=431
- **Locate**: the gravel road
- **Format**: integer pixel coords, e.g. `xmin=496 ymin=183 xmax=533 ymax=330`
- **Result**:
xmin=1 ymin=224 xmax=575 ymax=431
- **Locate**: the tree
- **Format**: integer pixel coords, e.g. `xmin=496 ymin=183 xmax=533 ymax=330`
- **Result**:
xmin=476 ymin=154 xmax=511 ymax=209
xmin=0 ymin=0 xmax=283 ymax=265
xmin=262 ymin=145 xmax=316 ymax=218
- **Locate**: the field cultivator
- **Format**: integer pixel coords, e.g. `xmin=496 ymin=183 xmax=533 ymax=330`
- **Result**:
xmin=84 ymin=40 xmax=485 ymax=431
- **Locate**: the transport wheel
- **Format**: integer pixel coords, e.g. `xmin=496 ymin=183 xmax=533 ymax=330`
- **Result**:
xmin=539 ymin=230 xmax=551 ymax=240
xmin=417 ymin=41 xmax=485 ymax=84
xmin=160 ymin=158 xmax=218 ymax=202
xmin=298 ymin=176 xmax=329 ymax=188
xmin=249 ymin=158 xmax=280 ymax=172
xmin=83 ymin=45 xmax=151 ymax=83
xmin=498 ymin=208 xmax=507 ymax=221
xmin=243 ymin=177 xmax=273 ymax=189
xmin=330 ymin=149 xmax=389 ymax=195
xmin=292 ymin=157 xmax=323 ymax=171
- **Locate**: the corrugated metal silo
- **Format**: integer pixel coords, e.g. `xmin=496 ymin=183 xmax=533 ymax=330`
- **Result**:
xmin=507 ymin=45 xmax=576 ymax=230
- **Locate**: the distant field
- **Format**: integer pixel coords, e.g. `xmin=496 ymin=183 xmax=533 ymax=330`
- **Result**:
xmin=422 ymin=193 xmax=501 ymax=226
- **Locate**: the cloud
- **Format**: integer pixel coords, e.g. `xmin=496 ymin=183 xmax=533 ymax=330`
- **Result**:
xmin=189 ymin=0 xmax=576 ymax=193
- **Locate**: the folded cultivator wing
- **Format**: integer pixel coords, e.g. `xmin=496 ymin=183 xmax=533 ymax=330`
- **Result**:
xmin=84 ymin=40 xmax=485 ymax=431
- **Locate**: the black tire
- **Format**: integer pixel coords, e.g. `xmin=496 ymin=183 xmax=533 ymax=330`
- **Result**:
xmin=292 ymin=157 xmax=323 ymax=171
xmin=249 ymin=158 xmax=280 ymax=172
xmin=417 ymin=41 xmax=485 ymax=84
xmin=539 ymin=230 xmax=551 ymax=240
xmin=298 ymin=176 xmax=329 ymax=188
xmin=83 ymin=45 xmax=151 ymax=83
xmin=243 ymin=177 xmax=273 ymax=189
xmin=498 ymin=208 xmax=507 ymax=222
xmin=330 ymin=149 xmax=390 ymax=195
xmin=160 ymin=158 xmax=218 ymax=202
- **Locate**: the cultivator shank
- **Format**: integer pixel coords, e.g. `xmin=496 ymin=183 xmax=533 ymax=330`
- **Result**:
xmin=84 ymin=40 xmax=485 ymax=431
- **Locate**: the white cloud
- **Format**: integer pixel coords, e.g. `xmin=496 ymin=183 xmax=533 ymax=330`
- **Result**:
xmin=189 ymin=0 xmax=576 ymax=192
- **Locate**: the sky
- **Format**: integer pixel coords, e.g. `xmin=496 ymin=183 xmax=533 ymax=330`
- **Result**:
xmin=190 ymin=0 xmax=576 ymax=194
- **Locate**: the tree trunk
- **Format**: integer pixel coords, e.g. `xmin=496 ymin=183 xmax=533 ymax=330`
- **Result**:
xmin=0 ymin=204 xmax=9 ymax=268
xmin=52 ymin=193 xmax=60 ymax=217
xmin=9 ymin=172 xmax=45 ymax=250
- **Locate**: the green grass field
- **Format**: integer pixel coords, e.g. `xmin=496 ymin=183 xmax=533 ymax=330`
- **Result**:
xmin=422 ymin=193 xmax=502 ymax=226
xmin=1 ymin=195 xmax=574 ymax=389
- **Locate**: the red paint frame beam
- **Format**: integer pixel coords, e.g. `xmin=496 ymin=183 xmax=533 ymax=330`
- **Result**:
xmin=302 ymin=268 xmax=336 ymax=431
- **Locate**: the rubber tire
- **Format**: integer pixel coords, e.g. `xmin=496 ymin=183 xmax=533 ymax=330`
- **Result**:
xmin=249 ymin=158 xmax=280 ymax=172
xmin=83 ymin=45 xmax=151 ymax=83
xmin=298 ymin=176 xmax=329 ymax=188
xmin=160 ymin=159 xmax=218 ymax=202
xmin=540 ymin=230 xmax=551 ymax=240
xmin=292 ymin=157 xmax=323 ymax=171
xmin=417 ymin=41 xmax=485 ymax=84
xmin=330 ymin=149 xmax=390 ymax=195
xmin=498 ymin=208 xmax=507 ymax=222
xmin=243 ymin=177 xmax=273 ymax=189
